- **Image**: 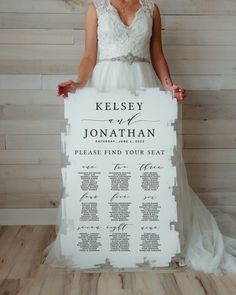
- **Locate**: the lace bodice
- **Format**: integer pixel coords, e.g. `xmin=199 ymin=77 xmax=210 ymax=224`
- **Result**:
xmin=91 ymin=0 xmax=155 ymax=62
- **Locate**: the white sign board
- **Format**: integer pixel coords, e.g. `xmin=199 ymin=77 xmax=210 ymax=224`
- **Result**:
xmin=59 ymin=87 xmax=181 ymax=271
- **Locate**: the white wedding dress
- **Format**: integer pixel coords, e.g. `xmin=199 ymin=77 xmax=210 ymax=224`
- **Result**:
xmin=43 ymin=0 xmax=236 ymax=274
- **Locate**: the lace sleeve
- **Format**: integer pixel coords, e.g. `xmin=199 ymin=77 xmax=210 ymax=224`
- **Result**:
xmin=142 ymin=0 xmax=155 ymax=16
xmin=91 ymin=0 xmax=107 ymax=17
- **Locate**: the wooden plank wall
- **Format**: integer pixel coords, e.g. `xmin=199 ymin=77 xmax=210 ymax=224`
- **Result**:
xmin=0 ymin=0 xmax=236 ymax=224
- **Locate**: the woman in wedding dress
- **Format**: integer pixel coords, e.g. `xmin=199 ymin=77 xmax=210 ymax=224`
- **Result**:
xmin=43 ymin=0 xmax=236 ymax=275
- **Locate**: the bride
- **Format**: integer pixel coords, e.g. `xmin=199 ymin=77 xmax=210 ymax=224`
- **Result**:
xmin=44 ymin=0 xmax=236 ymax=274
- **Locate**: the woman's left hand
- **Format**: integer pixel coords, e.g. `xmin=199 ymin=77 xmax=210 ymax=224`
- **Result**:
xmin=169 ymin=82 xmax=186 ymax=103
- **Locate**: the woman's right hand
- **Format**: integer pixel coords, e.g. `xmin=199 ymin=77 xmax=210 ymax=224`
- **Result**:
xmin=57 ymin=80 xmax=83 ymax=98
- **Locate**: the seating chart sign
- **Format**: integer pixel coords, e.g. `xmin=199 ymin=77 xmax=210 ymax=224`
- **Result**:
xmin=60 ymin=87 xmax=181 ymax=271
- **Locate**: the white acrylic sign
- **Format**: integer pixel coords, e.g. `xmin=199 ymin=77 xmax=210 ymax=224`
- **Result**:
xmin=60 ymin=87 xmax=181 ymax=271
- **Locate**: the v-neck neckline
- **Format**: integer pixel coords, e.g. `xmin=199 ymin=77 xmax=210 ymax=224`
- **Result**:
xmin=107 ymin=0 xmax=143 ymax=29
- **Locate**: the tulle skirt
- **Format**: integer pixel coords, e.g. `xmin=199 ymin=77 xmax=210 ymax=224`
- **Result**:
xmin=43 ymin=60 xmax=236 ymax=274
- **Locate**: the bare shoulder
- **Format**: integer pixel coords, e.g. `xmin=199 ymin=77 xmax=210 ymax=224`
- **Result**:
xmin=87 ymin=1 xmax=95 ymax=9
xmin=152 ymin=3 xmax=161 ymax=24
xmin=87 ymin=1 xmax=96 ymax=11
xmin=85 ymin=1 xmax=97 ymax=19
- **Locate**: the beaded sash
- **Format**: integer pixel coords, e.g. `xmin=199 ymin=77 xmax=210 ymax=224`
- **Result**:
xmin=97 ymin=52 xmax=150 ymax=65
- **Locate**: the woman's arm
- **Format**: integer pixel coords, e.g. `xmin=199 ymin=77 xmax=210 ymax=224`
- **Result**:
xmin=150 ymin=4 xmax=185 ymax=102
xmin=57 ymin=2 xmax=98 ymax=97
xmin=76 ymin=2 xmax=98 ymax=85
xmin=150 ymin=4 xmax=173 ymax=91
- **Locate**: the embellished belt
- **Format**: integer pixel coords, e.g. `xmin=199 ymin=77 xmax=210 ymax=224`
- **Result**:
xmin=97 ymin=52 xmax=150 ymax=65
